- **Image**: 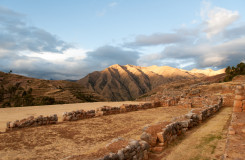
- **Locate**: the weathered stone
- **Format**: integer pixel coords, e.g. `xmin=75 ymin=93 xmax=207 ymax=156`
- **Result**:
xmin=143 ymin=150 xmax=149 ymax=160
xmin=236 ymin=85 xmax=244 ymax=90
xmin=130 ymin=151 xmax=137 ymax=157
xmin=151 ymin=146 xmax=163 ymax=153
xmin=228 ymin=127 xmax=236 ymax=135
xmin=6 ymin=122 xmax=10 ymax=128
xmin=241 ymin=128 xmax=245 ymax=134
xmin=139 ymin=140 xmax=150 ymax=150
xmin=140 ymin=132 xmax=151 ymax=143
xmin=157 ymin=132 xmax=164 ymax=143
xmin=117 ymin=149 xmax=124 ymax=160
xmin=109 ymin=152 xmax=119 ymax=160
xmin=102 ymin=155 xmax=110 ymax=160
xmin=179 ymin=121 xmax=189 ymax=128
xmin=129 ymin=140 xmax=140 ymax=149
xmin=133 ymin=155 xmax=137 ymax=160
xmin=235 ymin=90 xmax=244 ymax=95
xmin=235 ymin=95 xmax=245 ymax=101
xmin=233 ymin=100 xmax=243 ymax=112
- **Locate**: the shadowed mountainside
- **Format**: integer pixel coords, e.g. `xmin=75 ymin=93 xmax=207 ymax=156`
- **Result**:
xmin=0 ymin=71 xmax=105 ymax=107
xmin=77 ymin=64 xmax=225 ymax=101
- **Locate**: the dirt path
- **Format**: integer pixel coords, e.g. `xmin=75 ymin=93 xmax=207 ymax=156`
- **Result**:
xmin=0 ymin=106 xmax=191 ymax=160
xmin=0 ymin=101 xmax=145 ymax=132
xmin=154 ymin=107 xmax=232 ymax=160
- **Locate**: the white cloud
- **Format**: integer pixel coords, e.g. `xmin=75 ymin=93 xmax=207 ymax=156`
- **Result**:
xmin=109 ymin=2 xmax=118 ymax=7
xmin=203 ymin=6 xmax=239 ymax=38
xmin=124 ymin=1 xmax=245 ymax=70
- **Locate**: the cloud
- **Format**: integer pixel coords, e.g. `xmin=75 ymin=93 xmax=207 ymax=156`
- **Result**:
xmin=96 ymin=2 xmax=118 ymax=17
xmin=204 ymin=7 xmax=239 ymax=38
xmin=0 ymin=6 xmax=72 ymax=53
xmin=125 ymin=33 xmax=187 ymax=47
xmin=109 ymin=2 xmax=118 ymax=7
xmin=83 ymin=45 xmax=141 ymax=71
xmin=128 ymin=2 xmax=245 ymax=70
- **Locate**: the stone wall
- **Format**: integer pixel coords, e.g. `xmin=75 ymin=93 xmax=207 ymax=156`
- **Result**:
xmin=6 ymin=114 xmax=58 ymax=131
xmin=98 ymin=140 xmax=150 ymax=160
xmin=62 ymin=101 xmax=162 ymax=121
xmin=140 ymin=97 xmax=223 ymax=154
xmin=224 ymin=83 xmax=245 ymax=159
xmin=233 ymin=84 xmax=245 ymax=112
xmin=97 ymin=97 xmax=223 ymax=159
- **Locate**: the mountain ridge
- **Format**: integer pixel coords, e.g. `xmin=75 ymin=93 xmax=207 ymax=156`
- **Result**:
xmin=77 ymin=64 xmax=225 ymax=101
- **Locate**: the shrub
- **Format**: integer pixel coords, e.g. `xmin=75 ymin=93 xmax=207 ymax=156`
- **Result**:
xmin=224 ymin=62 xmax=245 ymax=82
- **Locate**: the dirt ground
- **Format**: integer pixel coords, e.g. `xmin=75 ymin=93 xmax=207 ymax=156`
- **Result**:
xmin=0 ymin=101 xmax=145 ymax=132
xmin=150 ymin=107 xmax=232 ymax=160
xmin=0 ymin=105 xmax=191 ymax=160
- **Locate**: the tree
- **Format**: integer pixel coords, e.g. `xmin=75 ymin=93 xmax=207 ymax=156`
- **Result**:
xmin=224 ymin=62 xmax=245 ymax=82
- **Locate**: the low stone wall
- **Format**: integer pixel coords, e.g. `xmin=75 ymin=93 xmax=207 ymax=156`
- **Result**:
xmin=223 ymin=83 xmax=245 ymax=159
xmin=62 ymin=101 xmax=162 ymax=121
xmin=140 ymin=97 xmax=223 ymax=154
xmin=62 ymin=109 xmax=96 ymax=121
xmin=6 ymin=114 xmax=58 ymax=131
xmin=97 ymin=97 xmax=223 ymax=159
xmin=233 ymin=84 xmax=245 ymax=112
xmin=98 ymin=140 xmax=150 ymax=160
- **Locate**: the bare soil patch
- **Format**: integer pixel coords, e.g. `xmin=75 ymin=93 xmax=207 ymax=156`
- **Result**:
xmin=0 ymin=101 xmax=144 ymax=132
xmin=0 ymin=105 xmax=191 ymax=160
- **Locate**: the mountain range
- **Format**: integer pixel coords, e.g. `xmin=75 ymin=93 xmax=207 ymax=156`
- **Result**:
xmin=0 ymin=64 xmax=225 ymax=107
xmin=78 ymin=64 xmax=225 ymax=101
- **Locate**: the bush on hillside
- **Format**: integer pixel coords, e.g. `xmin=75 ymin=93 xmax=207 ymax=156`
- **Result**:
xmin=224 ymin=62 xmax=245 ymax=82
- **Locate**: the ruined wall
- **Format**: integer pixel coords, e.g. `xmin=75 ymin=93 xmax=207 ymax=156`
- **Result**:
xmin=224 ymin=83 xmax=245 ymax=159
xmin=6 ymin=114 xmax=58 ymax=131
xmin=62 ymin=101 xmax=162 ymax=121
xmin=98 ymin=97 xmax=223 ymax=160
xmin=98 ymin=140 xmax=150 ymax=160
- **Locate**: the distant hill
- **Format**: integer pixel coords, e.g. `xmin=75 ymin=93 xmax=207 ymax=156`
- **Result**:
xmin=0 ymin=71 xmax=105 ymax=107
xmin=77 ymin=64 xmax=225 ymax=101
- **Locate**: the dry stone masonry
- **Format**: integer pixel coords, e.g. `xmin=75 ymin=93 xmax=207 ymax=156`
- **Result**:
xmin=98 ymin=140 xmax=150 ymax=160
xmin=6 ymin=114 xmax=58 ymax=131
xmin=62 ymin=102 xmax=162 ymax=121
xmin=98 ymin=97 xmax=223 ymax=159
xmin=224 ymin=82 xmax=245 ymax=159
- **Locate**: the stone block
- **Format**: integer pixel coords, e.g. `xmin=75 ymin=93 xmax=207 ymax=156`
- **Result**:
xmin=157 ymin=132 xmax=164 ymax=143
xmin=151 ymin=146 xmax=163 ymax=153
xmin=233 ymin=100 xmax=243 ymax=112
xmin=228 ymin=127 xmax=236 ymax=135
xmin=235 ymin=95 xmax=245 ymax=101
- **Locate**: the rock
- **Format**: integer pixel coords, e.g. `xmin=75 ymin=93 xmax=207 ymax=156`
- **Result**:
xmin=117 ymin=149 xmax=124 ymax=160
xmin=157 ymin=132 xmax=164 ymax=143
xmin=6 ymin=122 xmax=10 ymax=128
xmin=130 ymin=151 xmax=137 ymax=157
xmin=143 ymin=150 xmax=149 ymax=160
xmin=102 ymin=155 xmax=110 ymax=160
xmin=235 ymin=90 xmax=244 ymax=95
xmin=235 ymin=95 xmax=245 ymax=101
xmin=139 ymin=140 xmax=150 ymax=150
xmin=242 ymin=128 xmax=245 ymax=133
xmin=109 ymin=152 xmax=119 ymax=160
xmin=228 ymin=127 xmax=236 ymax=135
xmin=133 ymin=155 xmax=137 ymax=160
xmin=233 ymin=100 xmax=243 ymax=112
xmin=236 ymin=85 xmax=244 ymax=90
xmin=129 ymin=140 xmax=140 ymax=149
xmin=151 ymin=146 xmax=163 ymax=153
xmin=140 ymin=132 xmax=151 ymax=143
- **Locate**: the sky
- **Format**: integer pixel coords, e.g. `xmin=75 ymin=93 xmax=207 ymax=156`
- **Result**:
xmin=0 ymin=0 xmax=245 ymax=80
